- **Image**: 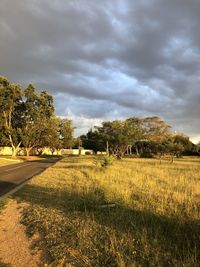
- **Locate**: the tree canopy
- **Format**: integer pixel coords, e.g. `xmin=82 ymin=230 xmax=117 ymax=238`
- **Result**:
xmin=0 ymin=75 xmax=198 ymax=159
xmin=0 ymin=76 xmax=74 ymax=156
xmin=81 ymin=116 xmax=197 ymax=160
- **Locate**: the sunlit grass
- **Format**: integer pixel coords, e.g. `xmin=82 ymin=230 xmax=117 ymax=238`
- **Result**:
xmin=14 ymin=156 xmax=200 ymax=266
xmin=0 ymin=158 xmax=21 ymax=166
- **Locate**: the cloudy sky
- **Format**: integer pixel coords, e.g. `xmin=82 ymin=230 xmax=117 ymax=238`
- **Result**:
xmin=0 ymin=0 xmax=200 ymax=142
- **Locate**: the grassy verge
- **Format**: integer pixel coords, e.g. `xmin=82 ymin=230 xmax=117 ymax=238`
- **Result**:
xmin=14 ymin=156 xmax=200 ymax=266
xmin=0 ymin=200 xmax=11 ymax=267
xmin=0 ymin=157 xmax=22 ymax=167
xmin=0 ymin=199 xmax=7 ymax=212
xmin=0 ymin=262 xmax=12 ymax=267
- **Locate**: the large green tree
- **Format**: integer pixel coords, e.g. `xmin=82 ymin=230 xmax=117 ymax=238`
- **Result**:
xmin=0 ymin=76 xmax=24 ymax=156
xmin=0 ymin=76 xmax=74 ymax=157
xmin=39 ymin=116 xmax=62 ymax=155
xmin=85 ymin=119 xmax=142 ymax=158
xmin=21 ymin=84 xmax=54 ymax=156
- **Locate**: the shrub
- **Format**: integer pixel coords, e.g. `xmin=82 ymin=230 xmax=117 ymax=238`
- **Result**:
xmin=85 ymin=151 xmax=92 ymax=155
xmin=94 ymin=155 xmax=115 ymax=168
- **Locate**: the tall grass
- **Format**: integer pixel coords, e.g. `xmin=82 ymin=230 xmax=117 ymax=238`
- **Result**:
xmin=15 ymin=156 xmax=200 ymax=266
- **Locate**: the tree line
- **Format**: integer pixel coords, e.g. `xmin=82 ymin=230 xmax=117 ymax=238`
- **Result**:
xmin=0 ymin=76 xmax=73 ymax=156
xmin=1 ymin=75 xmax=199 ymax=159
xmin=81 ymin=116 xmax=199 ymax=161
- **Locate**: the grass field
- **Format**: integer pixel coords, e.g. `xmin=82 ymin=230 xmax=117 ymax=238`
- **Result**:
xmin=14 ymin=156 xmax=200 ymax=267
xmin=0 ymin=200 xmax=7 ymax=212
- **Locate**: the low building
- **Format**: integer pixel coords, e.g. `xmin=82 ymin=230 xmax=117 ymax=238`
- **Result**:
xmin=0 ymin=146 xmax=94 ymax=156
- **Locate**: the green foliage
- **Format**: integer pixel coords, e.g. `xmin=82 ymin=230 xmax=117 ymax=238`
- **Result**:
xmin=0 ymin=261 xmax=12 ymax=267
xmin=0 ymin=200 xmax=6 ymax=212
xmin=82 ymin=116 xmax=172 ymax=159
xmin=0 ymin=75 xmax=74 ymax=156
xmin=21 ymin=84 xmax=55 ymax=156
xmin=0 ymin=76 xmax=23 ymax=155
xmin=94 ymin=155 xmax=115 ymax=168
xmin=80 ymin=129 xmax=106 ymax=153
xmin=59 ymin=118 xmax=74 ymax=149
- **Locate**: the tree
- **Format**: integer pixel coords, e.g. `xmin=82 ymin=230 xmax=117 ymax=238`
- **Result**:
xmin=141 ymin=116 xmax=171 ymax=142
xmin=196 ymin=142 xmax=200 ymax=155
xmin=90 ymin=119 xmax=142 ymax=159
xmin=21 ymin=84 xmax=54 ymax=156
xmin=73 ymin=137 xmax=82 ymax=149
xmin=59 ymin=119 xmax=74 ymax=149
xmin=172 ymin=134 xmax=193 ymax=155
xmin=0 ymin=76 xmax=24 ymax=156
xmin=0 ymin=75 xmax=75 ymax=157
xmin=40 ymin=117 xmax=62 ymax=155
xmin=80 ymin=129 xmax=105 ymax=153
xmin=165 ymin=138 xmax=184 ymax=163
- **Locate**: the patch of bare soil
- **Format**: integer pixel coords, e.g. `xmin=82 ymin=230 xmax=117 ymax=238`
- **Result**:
xmin=0 ymin=200 xmax=44 ymax=267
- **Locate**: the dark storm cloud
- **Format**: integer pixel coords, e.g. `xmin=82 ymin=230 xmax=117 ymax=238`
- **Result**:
xmin=0 ymin=0 xmax=200 ymax=141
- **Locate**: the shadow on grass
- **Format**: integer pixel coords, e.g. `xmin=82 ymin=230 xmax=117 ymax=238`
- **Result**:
xmin=0 ymin=260 xmax=12 ymax=267
xmin=14 ymin=182 xmax=200 ymax=265
xmin=0 ymin=181 xmax=16 ymax=197
xmin=53 ymin=165 xmax=97 ymax=171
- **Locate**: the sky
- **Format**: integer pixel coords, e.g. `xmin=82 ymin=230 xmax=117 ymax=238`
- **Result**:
xmin=0 ymin=0 xmax=200 ymax=143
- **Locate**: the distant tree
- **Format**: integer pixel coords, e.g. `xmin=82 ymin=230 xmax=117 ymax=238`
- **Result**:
xmin=59 ymin=119 xmax=74 ymax=149
xmin=94 ymin=119 xmax=142 ymax=159
xmin=41 ymin=117 xmax=62 ymax=155
xmin=129 ymin=117 xmax=170 ymax=157
xmin=166 ymin=139 xmax=184 ymax=163
xmin=0 ymin=76 xmax=24 ymax=156
xmin=142 ymin=116 xmax=171 ymax=142
xmin=196 ymin=142 xmax=200 ymax=154
xmin=134 ymin=140 xmax=157 ymax=158
xmin=73 ymin=137 xmax=82 ymax=149
xmin=172 ymin=134 xmax=193 ymax=155
xmin=80 ymin=129 xmax=105 ymax=153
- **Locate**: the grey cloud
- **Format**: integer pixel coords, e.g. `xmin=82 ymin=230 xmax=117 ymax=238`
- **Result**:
xmin=0 ymin=0 xmax=200 ymax=140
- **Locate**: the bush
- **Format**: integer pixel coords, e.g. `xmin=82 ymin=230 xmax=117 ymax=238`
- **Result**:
xmin=140 ymin=151 xmax=153 ymax=158
xmin=94 ymin=155 xmax=115 ymax=168
xmin=85 ymin=151 xmax=92 ymax=155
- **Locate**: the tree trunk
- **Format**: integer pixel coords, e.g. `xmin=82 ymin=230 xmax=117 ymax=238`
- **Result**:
xmin=11 ymin=145 xmax=21 ymax=157
xmin=8 ymin=135 xmax=21 ymax=157
xmin=12 ymin=147 xmax=17 ymax=157
xmin=170 ymin=154 xmax=174 ymax=164
xmin=135 ymin=145 xmax=139 ymax=156
xmin=25 ymin=147 xmax=32 ymax=157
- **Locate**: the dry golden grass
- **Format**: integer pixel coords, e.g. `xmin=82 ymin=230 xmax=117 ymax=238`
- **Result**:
xmin=14 ymin=156 xmax=200 ymax=267
xmin=0 ymin=158 xmax=21 ymax=167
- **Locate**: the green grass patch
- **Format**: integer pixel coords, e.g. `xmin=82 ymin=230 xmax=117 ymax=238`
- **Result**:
xmin=14 ymin=156 xmax=200 ymax=267
xmin=0 ymin=199 xmax=7 ymax=212
xmin=0 ymin=261 xmax=12 ymax=267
